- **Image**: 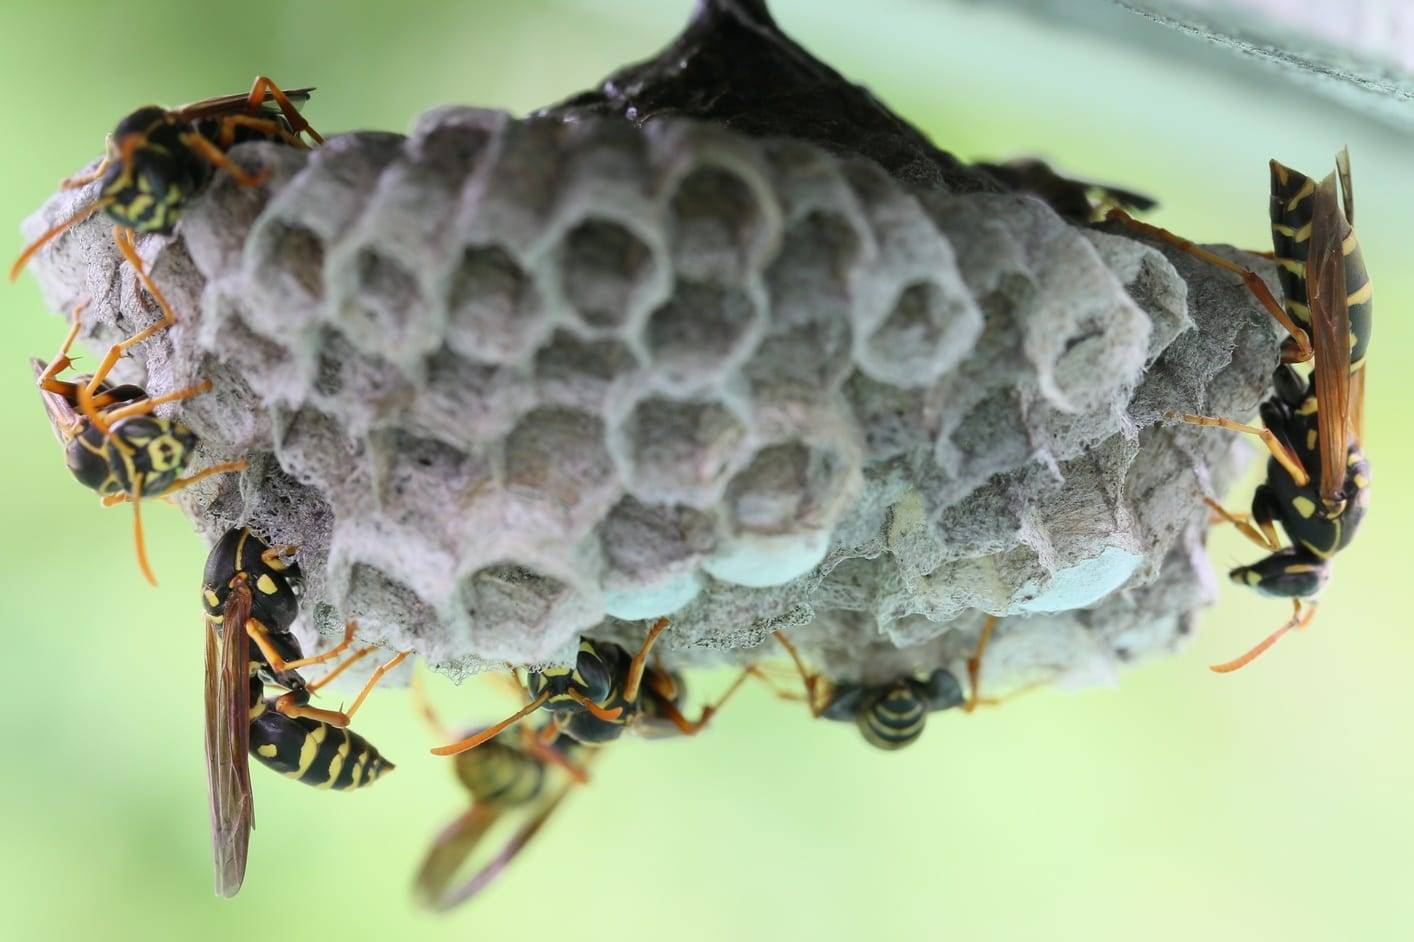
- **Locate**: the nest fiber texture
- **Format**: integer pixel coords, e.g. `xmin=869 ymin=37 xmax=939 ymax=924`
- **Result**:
xmin=19 ymin=1 xmax=1280 ymax=689
xmin=22 ymin=111 xmax=1277 ymax=687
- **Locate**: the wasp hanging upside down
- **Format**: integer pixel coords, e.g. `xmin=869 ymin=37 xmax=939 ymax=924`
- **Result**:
xmin=1110 ymin=150 xmax=1370 ymax=671
xmin=203 ymin=527 xmax=409 ymax=897
xmin=34 ymin=304 xmax=245 ymax=584
xmin=10 ymin=76 xmax=320 ymax=339
xmin=432 ymin=618 xmax=751 ymax=763
xmin=412 ymin=676 xmax=590 ymax=911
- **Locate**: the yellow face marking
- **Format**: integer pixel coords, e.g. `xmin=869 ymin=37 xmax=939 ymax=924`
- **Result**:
xmin=1347 ymin=281 xmax=1373 ymax=306
xmin=145 ymin=435 xmax=184 ymax=472
xmin=256 ymin=743 xmax=278 ymax=758
xmin=255 ymin=574 xmax=279 ymax=596
xmin=1292 ymin=496 xmax=1317 ymax=519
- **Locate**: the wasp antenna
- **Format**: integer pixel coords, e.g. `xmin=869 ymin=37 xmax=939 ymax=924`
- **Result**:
xmin=131 ymin=476 xmax=157 ymax=586
xmin=565 ymin=687 xmax=622 ymax=722
xmin=9 ymin=197 xmax=108 ymax=281
xmin=1210 ymin=602 xmax=1314 ymax=674
xmin=431 ymin=689 xmax=552 ymax=757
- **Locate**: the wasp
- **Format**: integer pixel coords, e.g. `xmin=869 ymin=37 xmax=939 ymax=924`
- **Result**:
xmin=34 ymin=303 xmax=245 ymax=584
xmin=767 ymin=620 xmax=1000 ymax=749
xmin=203 ymin=527 xmax=409 ymax=897
xmin=976 ymin=157 xmax=1157 ymax=222
xmin=1109 ymin=150 xmax=1370 ymax=670
xmin=10 ymin=76 xmax=320 ymax=334
xmin=411 ymin=677 xmax=590 ymax=911
xmin=431 ymin=618 xmax=750 ymax=761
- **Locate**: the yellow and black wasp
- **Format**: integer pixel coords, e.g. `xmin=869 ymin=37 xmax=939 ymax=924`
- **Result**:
xmin=203 ymin=527 xmax=409 ymax=897
xmin=13 ymin=74 xmax=319 ymax=265
xmin=976 ymin=157 xmax=1157 ymax=222
xmin=34 ymin=303 xmax=245 ymax=584
xmin=767 ymin=620 xmax=1006 ymax=750
xmin=1109 ymin=150 xmax=1370 ymax=671
xmin=431 ymin=618 xmax=750 ymax=763
xmin=411 ymin=678 xmax=591 ymax=911
xmin=10 ymin=76 xmax=320 ymax=337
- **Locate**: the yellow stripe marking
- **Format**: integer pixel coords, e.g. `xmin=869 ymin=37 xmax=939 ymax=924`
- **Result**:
xmin=1286 ymin=178 xmax=1316 ymax=210
xmin=1292 ymin=496 xmax=1317 ymax=519
xmin=1277 ymin=258 xmax=1306 ymax=277
xmin=256 ymin=744 xmax=278 ymax=758
xmin=286 ymin=724 xmax=326 ymax=779
xmin=1342 ymin=232 xmax=1360 ymax=255
xmin=1293 ymin=222 xmax=1312 ymax=242
xmin=1286 ymin=301 xmax=1310 ymax=322
xmin=1271 ymin=223 xmax=1295 ymax=237
xmin=255 ymin=573 xmax=278 ymax=596
xmin=1347 ymin=281 xmax=1372 ymax=306
xmin=319 ymin=731 xmax=352 ymax=790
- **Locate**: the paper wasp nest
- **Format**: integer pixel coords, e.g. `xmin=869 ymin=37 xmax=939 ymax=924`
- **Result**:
xmin=20 ymin=0 xmax=1279 ymax=693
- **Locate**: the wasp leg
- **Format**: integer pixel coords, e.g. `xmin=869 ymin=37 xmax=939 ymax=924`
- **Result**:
xmin=244 ymin=75 xmax=324 ymax=145
xmin=332 ymin=650 xmax=411 ymax=724
xmin=129 ymin=474 xmax=155 ymax=585
xmin=431 ymin=689 xmax=553 ymax=757
xmin=641 ymin=664 xmax=753 ymax=736
xmin=771 ymin=630 xmax=827 ymax=717
xmin=517 ymin=725 xmax=590 ymax=784
xmin=1168 ymin=411 xmax=1311 ymax=489
xmin=9 ymin=198 xmax=108 ymax=282
xmin=59 ymin=138 xmax=113 ymax=189
xmin=79 ymin=226 xmax=180 ymax=408
xmin=271 ymin=690 xmax=352 ymax=727
xmin=209 ymin=113 xmax=288 ymax=150
xmin=180 ymin=133 xmax=271 ymax=188
xmin=248 ymin=620 xmax=359 ymax=673
xmin=410 ymin=669 xmax=455 ymax=740
xmin=964 ymin=615 xmax=999 ymax=714
xmin=1108 ymin=208 xmax=1312 ymax=363
xmin=1210 ymin=600 xmax=1317 ymax=674
xmin=622 ymin=617 xmax=672 ymax=703
xmin=304 ymin=645 xmax=378 ymax=692
xmin=1204 ymin=495 xmax=1282 ymax=553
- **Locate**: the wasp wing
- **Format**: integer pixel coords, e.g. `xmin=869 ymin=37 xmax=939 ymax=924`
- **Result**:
xmin=175 ymin=87 xmax=315 ymax=122
xmin=1336 ymin=147 xmax=1355 ymax=227
xmin=31 ymin=357 xmax=83 ymax=445
xmin=1305 ymin=172 xmax=1354 ymax=507
xmin=206 ymin=585 xmax=253 ymax=898
xmin=418 ymin=785 xmax=574 ymax=912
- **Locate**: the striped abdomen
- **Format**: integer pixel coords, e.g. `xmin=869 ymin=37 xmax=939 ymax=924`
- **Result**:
xmin=1269 ymin=160 xmax=1371 ymax=371
xmin=453 ymin=740 xmax=549 ymax=808
xmin=855 ymin=684 xmax=928 ymax=750
xmin=249 ymin=700 xmax=392 ymax=790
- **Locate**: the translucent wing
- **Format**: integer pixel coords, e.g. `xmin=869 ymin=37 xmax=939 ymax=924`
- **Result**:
xmin=416 ymin=785 xmax=573 ymax=912
xmin=206 ymin=585 xmax=253 ymax=898
xmin=31 ymin=357 xmax=81 ymax=445
xmin=1305 ymin=172 xmax=1353 ymax=507
xmin=1336 ymin=147 xmax=1355 ymax=227
xmin=174 ymin=87 xmax=314 ymax=122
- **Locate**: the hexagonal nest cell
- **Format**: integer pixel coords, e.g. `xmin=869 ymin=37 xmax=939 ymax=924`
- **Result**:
xmin=16 ymin=0 xmax=1285 ymax=699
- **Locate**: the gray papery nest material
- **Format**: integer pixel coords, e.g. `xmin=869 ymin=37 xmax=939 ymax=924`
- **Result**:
xmin=18 ymin=0 xmax=1278 ymax=695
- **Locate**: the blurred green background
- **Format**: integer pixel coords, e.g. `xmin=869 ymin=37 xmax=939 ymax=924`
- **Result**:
xmin=2 ymin=2 xmax=1411 ymax=939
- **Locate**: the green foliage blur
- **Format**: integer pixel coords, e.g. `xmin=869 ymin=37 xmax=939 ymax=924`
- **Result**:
xmin=1 ymin=2 xmax=1410 ymax=939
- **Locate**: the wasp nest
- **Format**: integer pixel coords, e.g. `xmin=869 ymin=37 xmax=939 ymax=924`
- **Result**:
xmin=19 ymin=0 xmax=1278 ymax=694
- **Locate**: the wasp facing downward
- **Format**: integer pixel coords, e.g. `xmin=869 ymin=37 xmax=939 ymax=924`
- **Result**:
xmin=431 ymin=618 xmax=751 ymax=763
xmin=34 ymin=304 xmax=245 ymax=584
xmin=1110 ymin=150 xmax=1371 ymax=670
xmin=203 ymin=527 xmax=409 ymax=897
